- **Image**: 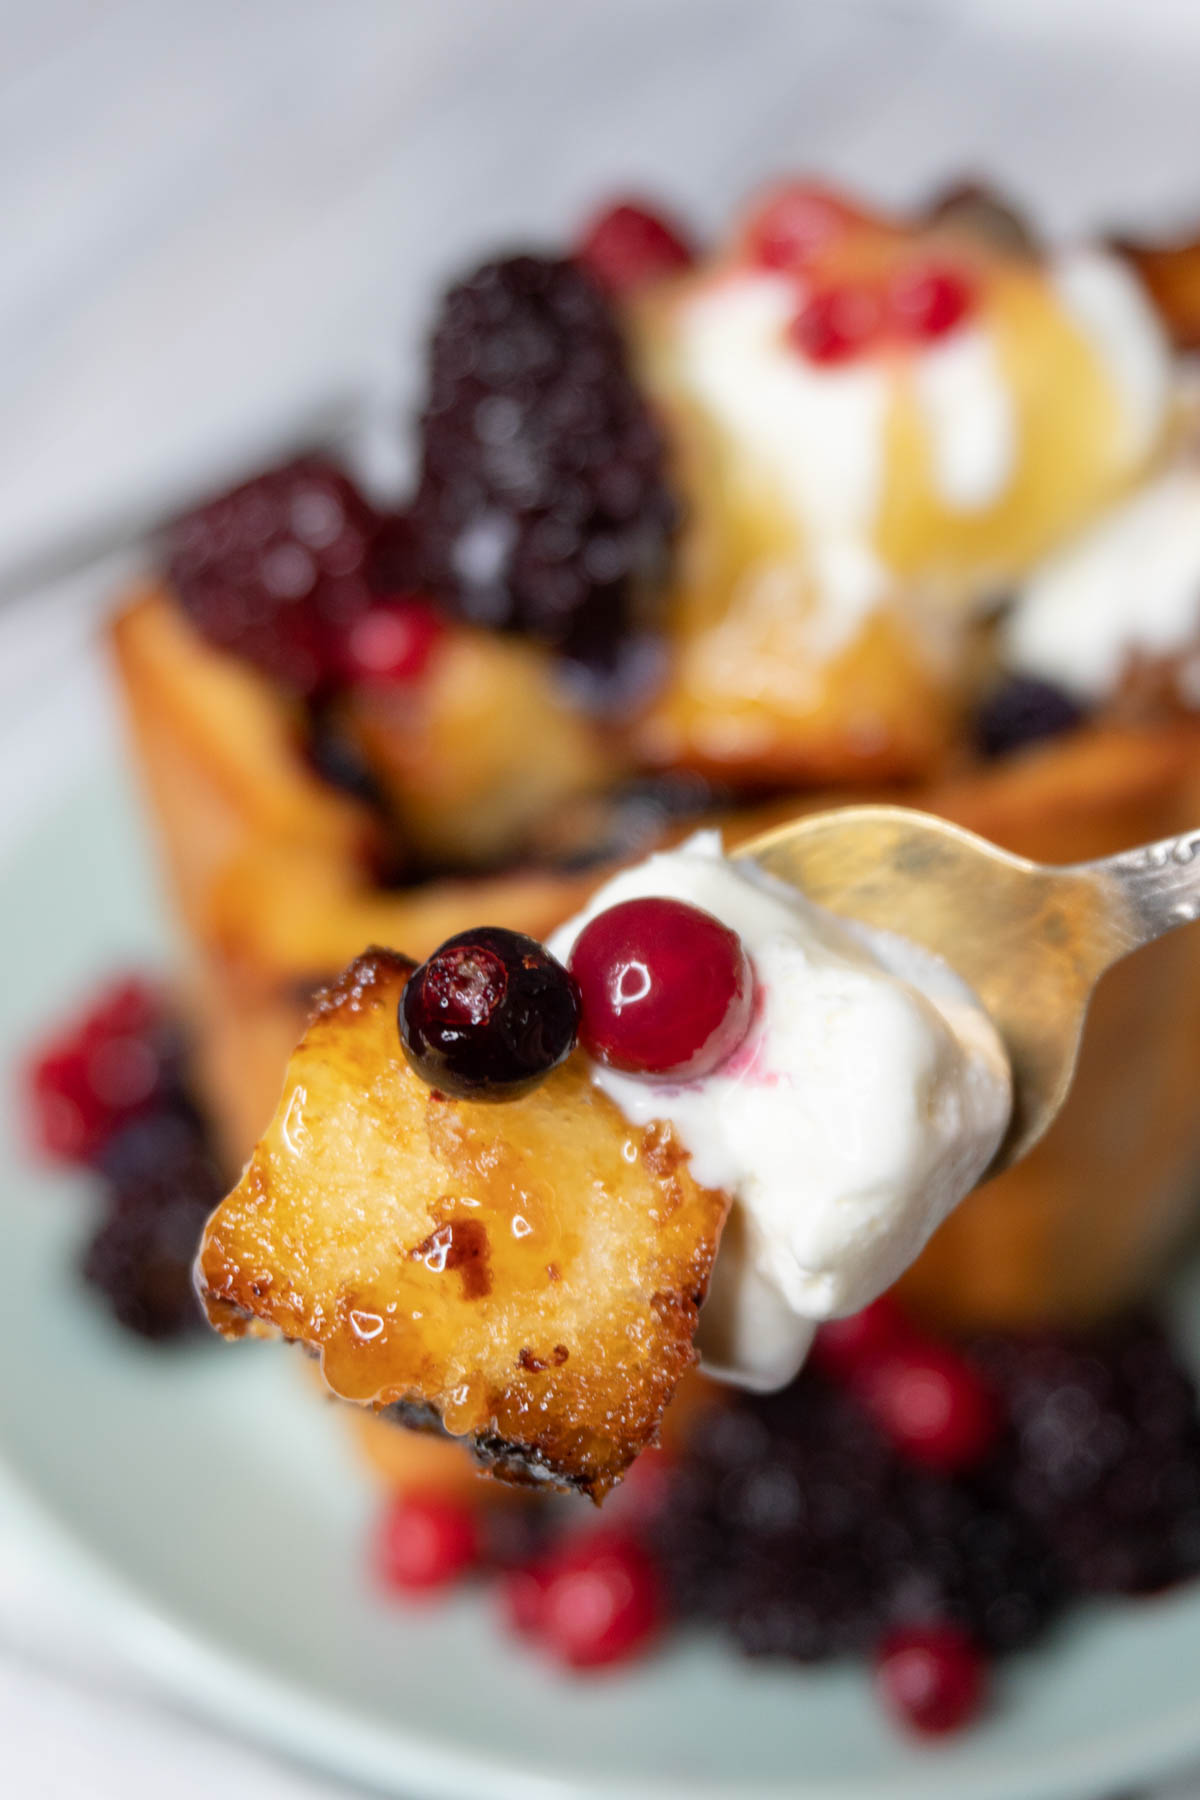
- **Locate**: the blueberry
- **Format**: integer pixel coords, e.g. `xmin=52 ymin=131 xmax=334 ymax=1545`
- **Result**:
xmin=399 ymin=927 xmax=580 ymax=1100
xmin=975 ymin=675 xmax=1085 ymax=759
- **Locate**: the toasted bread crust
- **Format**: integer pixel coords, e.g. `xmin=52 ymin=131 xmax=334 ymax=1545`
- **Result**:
xmin=197 ymin=949 xmax=730 ymax=1497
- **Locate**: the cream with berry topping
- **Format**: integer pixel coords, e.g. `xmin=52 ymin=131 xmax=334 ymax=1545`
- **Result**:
xmin=548 ymin=832 xmax=1012 ymax=1391
xmin=639 ymin=187 xmax=1172 ymax=652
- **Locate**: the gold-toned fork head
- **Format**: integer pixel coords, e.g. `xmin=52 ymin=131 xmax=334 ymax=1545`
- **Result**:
xmin=737 ymin=805 xmax=1200 ymax=1173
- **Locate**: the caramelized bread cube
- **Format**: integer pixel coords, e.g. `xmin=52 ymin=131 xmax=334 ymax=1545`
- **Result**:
xmin=197 ymin=950 xmax=729 ymax=1497
xmin=110 ymin=586 xmax=382 ymax=937
xmin=636 ymin=594 xmax=962 ymax=786
xmin=343 ymin=627 xmax=623 ymax=868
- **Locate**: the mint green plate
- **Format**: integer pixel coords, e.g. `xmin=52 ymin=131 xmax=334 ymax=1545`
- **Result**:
xmin=6 ymin=750 xmax=1200 ymax=1800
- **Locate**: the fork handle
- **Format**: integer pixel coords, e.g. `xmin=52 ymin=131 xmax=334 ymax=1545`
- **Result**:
xmin=1075 ymin=827 xmax=1200 ymax=957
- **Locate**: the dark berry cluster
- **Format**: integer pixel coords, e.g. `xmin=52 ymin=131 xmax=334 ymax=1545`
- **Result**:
xmin=648 ymin=1304 xmax=1200 ymax=1713
xmin=410 ymin=254 xmax=678 ymax=689
xmin=86 ymin=1101 xmax=224 ymax=1340
xmin=649 ymin=1368 xmax=1061 ymax=1667
xmin=974 ymin=1312 xmax=1200 ymax=1594
xmin=166 ymin=457 xmax=383 ymax=694
xmin=27 ymin=979 xmax=223 ymax=1340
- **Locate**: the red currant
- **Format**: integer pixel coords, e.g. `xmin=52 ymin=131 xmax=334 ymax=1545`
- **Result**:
xmin=788 ymin=281 xmax=886 ymax=364
xmin=570 ymin=897 xmax=753 ymax=1079
xmin=529 ymin=1530 xmax=662 ymax=1670
xmin=27 ymin=978 xmax=168 ymax=1164
xmin=375 ymin=1493 xmax=479 ymax=1595
xmin=860 ymin=1340 xmax=999 ymax=1473
xmin=810 ymin=1294 xmax=912 ymax=1382
xmin=888 ymin=262 xmax=975 ymax=342
xmin=745 ymin=182 xmax=866 ymax=272
xmin=875 ymin=1624 xmax=987 ymax=1736
xmin=576 ymin=199 xmax=695 ymax=296
xmin=340 ymin=596 xmax=444 ymax=686
xmin=499 ymin=1560 xmax=553 ymax=1639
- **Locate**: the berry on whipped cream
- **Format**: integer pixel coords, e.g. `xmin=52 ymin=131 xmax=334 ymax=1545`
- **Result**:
xmin=549 ymin=831 xmax=1012 ymax=1391
xmin=569 ymin=894 xmax=754 ymax=1078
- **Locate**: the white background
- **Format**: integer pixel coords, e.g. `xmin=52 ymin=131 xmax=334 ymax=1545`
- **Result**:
xmin=8 ymin=2 xmax=1200 ymax=1794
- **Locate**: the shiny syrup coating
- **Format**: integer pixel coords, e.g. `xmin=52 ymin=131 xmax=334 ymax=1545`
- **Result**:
xmin=399 ymin=927 xmax=580 ymax=1100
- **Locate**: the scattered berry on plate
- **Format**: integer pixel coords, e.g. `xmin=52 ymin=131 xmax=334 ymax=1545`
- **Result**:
xmin=506 ymin=1529 xmax=663 ymax=1670
xmin=652 ymin=1358 xmax=1062 ymax=1678
xmin=499 ymin=1560 xmax=554 ymax=1640
xmin=399 ymin=927 xmax=580 ymax=1099
xmin=975 ymin=1312 xmax=1200 ymax=1595
xmin=410 ymin=254 xmax=678 ymax=687
xmin=859 ymin=1338 xmax=999 ymax=1473
xmin=375 ymin=1493 xmax=480 ymax=1595
xmin=569 ymin=896 xmax=754 ymax=1078
xmin=84 ymin=1101 xmax=224 ymax=1340
xmin=576 ymin=199 xmax=695 ymax=295
xmin=28 ymin=978 xmax=174 ymax=1164
xmin=875 ymin=1624 xmax=987 ymax=1736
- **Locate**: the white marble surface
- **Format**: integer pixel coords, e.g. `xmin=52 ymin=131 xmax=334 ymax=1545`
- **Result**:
xmin=8 ymin=1 xmax=1200 ymax=1794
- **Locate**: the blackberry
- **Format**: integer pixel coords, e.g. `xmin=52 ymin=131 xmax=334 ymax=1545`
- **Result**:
xmin=975 ymin=674 xmax=1085 ymax=759
xmin=973 ymin=1313 xmax=1200 ymax=1595
xmin=166 ymin=458 xmax=382 ymax=694
xmin=84 ymin=1101 xmax=225 ymax=1341
xmin=410 ymin=254 xmax=678 ymax=693
xmin=650 ymin=1370 xmax=1064 ymax=1665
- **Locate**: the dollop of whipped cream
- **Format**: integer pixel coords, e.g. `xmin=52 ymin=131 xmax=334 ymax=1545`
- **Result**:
xmin=549 ymin=832 xmax=1012 ymax=1391
xmin=1051 ymin=248 xmax=1171 ymax=466
xmin=667 ymin=249 xmax=1169 ymax=646
xmin=1004 ymin=463 xmax=1200 ymax=701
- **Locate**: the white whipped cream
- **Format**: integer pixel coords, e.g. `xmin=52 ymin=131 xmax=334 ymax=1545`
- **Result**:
xmin=913 ymin=325 xmax=1016 ymax=512
xmin=674 ymin=271 xmax=1020 ymax=538
xmin=1051 ymin=247 xmax=1171 ymax=465
xmin=1004 ymin=464 xmax=1200 ymax=700
xmin=675 ymin=274 xmax=887 ymax=540
xmin=549 ymin=832 xmax=1012 ymax=1391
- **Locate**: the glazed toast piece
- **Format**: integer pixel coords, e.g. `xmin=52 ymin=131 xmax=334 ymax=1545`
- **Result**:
xmin=197 ymin=949 xmax=729 ymax=1498
xmin=110 ymin=585 xmax=381 ymax=940
xmin=341 ymin=625 xmax=622 ymax=869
